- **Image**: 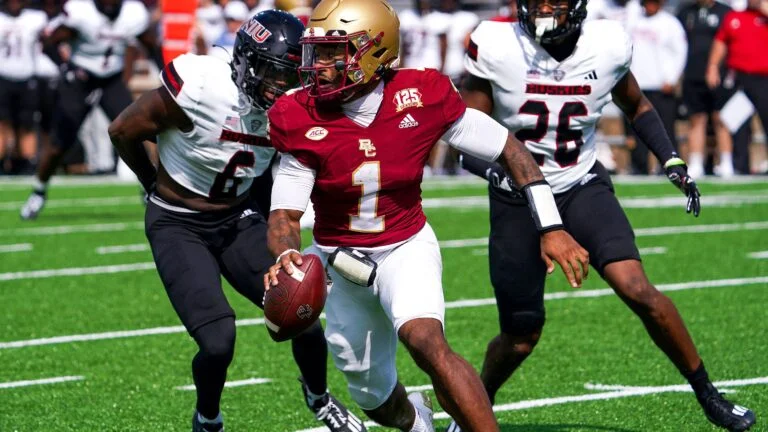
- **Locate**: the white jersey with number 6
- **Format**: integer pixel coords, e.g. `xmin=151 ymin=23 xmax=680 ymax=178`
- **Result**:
xmin=157 ymin=53 xmax=274 ymax=200
xmin=464 ymin=20 xmax=632 ymax=193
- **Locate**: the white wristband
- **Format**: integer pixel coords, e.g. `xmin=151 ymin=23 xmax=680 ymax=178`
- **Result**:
xmin=276 ymin=248 xmax=300 ymax=264
xmin=523 ymin=182 xmax=563 ymax=232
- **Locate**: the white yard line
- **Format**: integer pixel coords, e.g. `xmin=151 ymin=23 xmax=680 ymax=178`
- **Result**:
xmin=96 ymin=244 xmax=150 ymax=255
xmin=747 ymin=251 xmax=768 ymax=259
xmin=1 ymin=190 xmax=766 ymax=213
xmin=0 ymin=375 xmax=84 ymax=389
xmin=175 ymin=378 xmax=272 ymax=391
xmin=294 ymin=376 xmax=768 ymax=431
xmin=422 ymin=193 xmax=768 ymax=210
xmin=0 ymin=222 xmax=145 ymax=237
xmin=1 ymin=275 xmax=765 ymax=349
xmin=438 ymin=221 xmax=768 ymax=250
xmin=463 ymin=245 xmax=666 ymax=256
xmin=0 ymin=196 xmax=139 ymax=211
xmin=0 ymin=243 xmax=33 ymax=253
xmin=0 ymin=262 xmax=156 ymax=282
xmin=405 ymin=384 xmax=434 ymax=393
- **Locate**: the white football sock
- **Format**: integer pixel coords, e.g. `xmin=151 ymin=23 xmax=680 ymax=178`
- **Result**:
xmin=688 ymin=152 xmax=704 ymax=170
xmin=409 ymin=407 xmax=428 ymax=432
xmin=719 ymin=152 xmax=733 ymax=167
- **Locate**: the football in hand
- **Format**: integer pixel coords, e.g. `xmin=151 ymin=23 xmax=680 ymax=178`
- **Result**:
xmin=264 ymin=253 xmax=327 ymax=342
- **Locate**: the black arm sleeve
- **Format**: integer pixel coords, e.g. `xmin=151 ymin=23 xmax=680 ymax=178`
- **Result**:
xmin=459 ymin=152 xmax=503 ymax=180
xmin=629 ymin=109 xmax=678 ymax=165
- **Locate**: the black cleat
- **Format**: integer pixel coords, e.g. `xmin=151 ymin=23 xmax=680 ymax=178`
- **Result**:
xmin=698 ymin=386 xmax=756 ymax=432
xmin=300 ymin=377 xmax=367 ymax=432
xmin=192 ymin=411 xmax=224 ymax=432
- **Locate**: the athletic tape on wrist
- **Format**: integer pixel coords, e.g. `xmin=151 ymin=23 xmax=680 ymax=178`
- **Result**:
xmin=522 ymin=181 xmax=563 ymax=232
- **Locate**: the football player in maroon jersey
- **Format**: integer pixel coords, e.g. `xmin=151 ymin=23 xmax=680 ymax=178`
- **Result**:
xmin=263 ymin=0 xmax=590 ymax=431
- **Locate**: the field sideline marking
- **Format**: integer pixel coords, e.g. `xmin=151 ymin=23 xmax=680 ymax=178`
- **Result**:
xmin=0 ymin=196 xmax=139 ymax=211
xmin=4 ymin=218 xmax=767 ymax=241
xmin=1 ymin=191 xmax=767 ymax=213
xmin=294 ymin=376 xmax=768 ymax=431
xmin=96 ymin=244 xmax=150 ymax=255
xmin=467 ymin=246 xmax=667 ymax=256
xmin=0 ymin=262 xmax=156 ymax=281
xmin=0 ymin=222 xmax=145 ymax=237
xmin=0 ymin=375 xmax=84 ymax=389
xmin=175 ymin=378 xmax=272 ymax=391
xmin=1 ymin=275 xmax=766 ymax=349
xmin=0 ymin=243 xmax=32 ymax=253
xmin=747 ymin=251 xmax=768 ymax=259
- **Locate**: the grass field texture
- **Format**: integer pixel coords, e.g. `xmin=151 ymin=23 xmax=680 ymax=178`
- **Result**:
xmin=0 ymin=176 xmax=766 ymax=431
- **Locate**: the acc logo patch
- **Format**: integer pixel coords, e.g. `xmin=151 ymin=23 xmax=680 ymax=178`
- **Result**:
xmin=393 ymin=88 xmax=423 ymax=112
xmin=305 ymin=127 xmax=328 ymax=140
xmin=240 ymin=18 xmax=272 ymax=43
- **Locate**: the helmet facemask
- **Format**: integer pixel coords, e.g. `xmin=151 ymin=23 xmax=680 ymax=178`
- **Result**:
xmin=298 ymin=28 xmax=387 ymax=102
xmin=518 ymin=0 xmax=587 ymax=44
xmin=232 ymin=33 xmax=302 ymax=112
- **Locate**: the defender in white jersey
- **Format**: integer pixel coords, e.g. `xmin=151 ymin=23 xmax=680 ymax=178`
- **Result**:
xmin=448 ymin=0 xmax=756 ymax=431
xmin=108 ymin=11 xmax=365 ymax=432
xmin=0 ymin=0 xmax=47 ymax=174
xmin=20 ymin=0 xmax=158 ymax=219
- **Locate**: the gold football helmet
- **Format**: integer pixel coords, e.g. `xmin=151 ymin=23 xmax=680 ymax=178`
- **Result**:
xmin=298 ymin=0 xmax=400 ymax=99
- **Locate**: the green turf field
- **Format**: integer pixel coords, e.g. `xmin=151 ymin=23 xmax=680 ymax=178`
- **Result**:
xmin=0 ymin=176 xmax=766 ymax=431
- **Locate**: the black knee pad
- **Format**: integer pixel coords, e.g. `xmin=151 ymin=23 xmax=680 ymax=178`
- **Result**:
xmin=499 ymin=309 xmax=546 ymax=336
xmin=193 ymin=317 xmax=236 ymax=363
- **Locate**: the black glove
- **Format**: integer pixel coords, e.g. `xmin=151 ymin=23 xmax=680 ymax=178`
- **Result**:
xmin=664 ymin=158 xmax=701 ymax=217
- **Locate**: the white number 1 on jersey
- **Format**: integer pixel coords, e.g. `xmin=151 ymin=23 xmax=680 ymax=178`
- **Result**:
xmin=350 ymin=161 xmax=384 ymax=232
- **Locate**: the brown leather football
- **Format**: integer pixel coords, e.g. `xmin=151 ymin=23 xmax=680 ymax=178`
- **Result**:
xmin=264 ymin=254 xmax=327 ymax=342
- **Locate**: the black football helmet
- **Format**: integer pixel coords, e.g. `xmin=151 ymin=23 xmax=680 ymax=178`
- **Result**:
xmin=95 ymin=0 xmax=122 ymax=20
xmin=517 ymin=0 xmax=587 ymax=44
xmin=231 ymin=10 xmax=304 ymax=111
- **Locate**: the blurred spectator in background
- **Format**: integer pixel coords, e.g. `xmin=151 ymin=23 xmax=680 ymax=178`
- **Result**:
xmin=245 ymin=0 xmax=274 ymax=16
xmin=33 ymin=0 xmax=63 ymax=177
xmin=274 ymin=0 xmax=312 ymax=24
xmin=707 ymin=0 xmax=768 ymax=157
xmin=438 ymin=0 xmax=478 ymax=84
xmin=20 ymin=0 xmax=156 ymax=220
xmin=627 ymin=0 xmax=687 ymax=174
xmin=196 ymin=0 xmax=225 ymax=53
xmin=678 ymin=0 xmax=735 ymax=178
xmin=587 ymin=0 xmax=642 ymax=26
xmin=214 ymin=0 xmax=248 ymax=55
xmin=399 ymin=0 xmax=432 ymax=68
xmin=0 ymin=0 xmax=47 ymax=175
xmin=489 ymin=0 xmax=517 ymax=21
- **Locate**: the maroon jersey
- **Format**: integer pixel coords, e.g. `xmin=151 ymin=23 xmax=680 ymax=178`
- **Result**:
xmin=269 ymin=68 xmax=466 ymax=247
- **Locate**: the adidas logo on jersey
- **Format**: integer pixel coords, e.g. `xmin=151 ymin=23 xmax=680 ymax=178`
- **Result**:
xmin=398 ymin=114 xmax=419 ymax=129
xmin=584 ymin=70 xmax=599 ymax=80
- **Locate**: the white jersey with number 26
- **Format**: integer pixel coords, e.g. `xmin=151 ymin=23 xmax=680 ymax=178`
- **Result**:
xmin=464 ymin=20 xmax=632 ymax=193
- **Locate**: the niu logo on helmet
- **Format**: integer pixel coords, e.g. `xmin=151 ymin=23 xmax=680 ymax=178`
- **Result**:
xmin=240 ymin=19 xmax=272 ymax=43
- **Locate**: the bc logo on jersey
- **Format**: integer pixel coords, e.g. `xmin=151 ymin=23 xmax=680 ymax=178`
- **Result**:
xmin=393 ymin=88 xmax=423 ymax=112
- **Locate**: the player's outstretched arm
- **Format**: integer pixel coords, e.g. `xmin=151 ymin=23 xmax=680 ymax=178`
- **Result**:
xmin=613 ymin=71 xmax=701 ymax=217
xmin=108 ymin=86 xmax=191 ymax=193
